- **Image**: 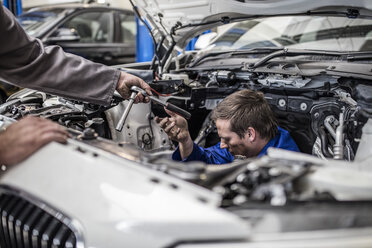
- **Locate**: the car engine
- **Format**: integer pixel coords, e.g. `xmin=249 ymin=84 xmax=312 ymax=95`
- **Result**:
xmin=1 ymin=55 xmax=372 ymax=209
xmin=1 ymin=51 xmax=372 ymax=248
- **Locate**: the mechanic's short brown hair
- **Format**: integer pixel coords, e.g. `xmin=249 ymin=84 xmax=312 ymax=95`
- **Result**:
xmin=211 ymin=89 xmax=278 ymax=140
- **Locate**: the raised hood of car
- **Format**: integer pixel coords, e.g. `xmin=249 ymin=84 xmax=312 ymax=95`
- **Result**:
xmin=134 ymin=0 xmax=372 ymax=48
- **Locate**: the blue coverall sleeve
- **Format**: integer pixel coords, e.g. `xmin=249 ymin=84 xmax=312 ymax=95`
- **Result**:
xmin=172 ymin=142 xmax=234 ymax=164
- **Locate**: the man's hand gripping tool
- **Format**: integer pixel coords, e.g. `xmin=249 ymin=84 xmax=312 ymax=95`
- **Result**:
xmin=115 ymin=86 xmax=191 ymax=132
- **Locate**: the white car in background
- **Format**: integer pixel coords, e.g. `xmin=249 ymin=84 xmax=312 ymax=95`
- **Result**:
xmin=1 ymin=0 xmax=372 ymax=247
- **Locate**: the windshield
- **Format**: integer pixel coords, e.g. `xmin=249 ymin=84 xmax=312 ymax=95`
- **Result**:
xmin=210 ymin=16 xmax=372 ymax=52
xmin=17 ymin=9 xmax=66 ymax=36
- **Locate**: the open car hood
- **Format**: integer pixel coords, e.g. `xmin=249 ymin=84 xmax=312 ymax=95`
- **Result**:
xmin=4 ymin=1 xmax=372 ymax=245
xmin=133 ymin=0 xmax=372 ymax=49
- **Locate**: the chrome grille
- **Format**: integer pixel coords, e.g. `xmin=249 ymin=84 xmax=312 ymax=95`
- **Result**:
xmin=0 ymin=192 xmax=77 ymax=248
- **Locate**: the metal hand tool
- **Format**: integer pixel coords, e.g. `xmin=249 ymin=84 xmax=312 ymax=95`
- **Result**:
xmin=115 ymin=90 xmax=137 ymax=132
xmin=115 ymin=86 xmax=191 ymax=132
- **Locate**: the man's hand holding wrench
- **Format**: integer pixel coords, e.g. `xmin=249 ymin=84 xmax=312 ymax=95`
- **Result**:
xmin=116 ymin=86 xmax=191 ymax=132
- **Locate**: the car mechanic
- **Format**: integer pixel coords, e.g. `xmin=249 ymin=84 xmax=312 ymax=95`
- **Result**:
xmin=156 ymin=89 xmax=299 ymax=164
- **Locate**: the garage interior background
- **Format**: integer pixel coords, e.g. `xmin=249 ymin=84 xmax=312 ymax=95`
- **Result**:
xmin=3 ymin=0 xmax=156 ymax=62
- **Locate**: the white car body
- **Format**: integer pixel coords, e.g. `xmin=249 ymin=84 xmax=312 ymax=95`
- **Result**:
xmin=2 ymin=0 xmax=372 ymax=247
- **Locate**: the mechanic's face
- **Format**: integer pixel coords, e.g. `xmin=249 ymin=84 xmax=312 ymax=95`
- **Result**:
xmin=216 ymin=119 xmax=254 ymax=158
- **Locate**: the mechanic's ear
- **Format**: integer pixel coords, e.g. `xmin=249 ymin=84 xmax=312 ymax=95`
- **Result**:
xmin=246 ymin=127 xmax=256 ymax=142
xmin=220 ymin=140 xmax=228 ymax=149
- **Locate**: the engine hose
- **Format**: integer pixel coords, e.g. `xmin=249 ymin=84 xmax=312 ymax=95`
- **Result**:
xmin=318 ymin=125 xmax=333 ymax=158
xmin=59 ymin=115 xmax=88 ymax=123
xmin=360 ymin=108 xmax=372 ymax=119
xmin=333 ymin=112 xmax=345 ymax=160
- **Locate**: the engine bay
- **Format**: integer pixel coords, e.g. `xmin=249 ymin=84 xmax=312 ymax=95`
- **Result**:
xmin=2 ymin=57 xmax=372 ymax=213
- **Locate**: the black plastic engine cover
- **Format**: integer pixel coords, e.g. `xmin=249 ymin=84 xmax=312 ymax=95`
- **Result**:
xmin=355 ymin=84 xmax=372 ymax=112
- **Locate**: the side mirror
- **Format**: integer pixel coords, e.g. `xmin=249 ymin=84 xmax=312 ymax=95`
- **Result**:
xmin=194 ymin=32 xmax=217 ymax=50
xmin=46 ymin=28 xmax=80 ymax=43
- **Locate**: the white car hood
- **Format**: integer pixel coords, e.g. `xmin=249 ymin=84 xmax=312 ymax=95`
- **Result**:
xmin=134 ymin=0 xmax=372 ymax=48
xmin=0 ymin=140 xmax=250 ymax=247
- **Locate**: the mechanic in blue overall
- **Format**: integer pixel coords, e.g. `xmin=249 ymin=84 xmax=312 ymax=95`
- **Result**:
xmin=155 ymin=89 xmax=299 ymax=164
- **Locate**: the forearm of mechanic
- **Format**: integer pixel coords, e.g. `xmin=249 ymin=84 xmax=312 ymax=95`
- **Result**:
xmin=0 ymin=4 xmax=117 ymax=106
xmin=155 ymin=109 xmax=194 ymax=159
xmin=178 ymin=135 xmax=194 ymax=159
xmin=0 ymin=4 xmax=150 ymax=106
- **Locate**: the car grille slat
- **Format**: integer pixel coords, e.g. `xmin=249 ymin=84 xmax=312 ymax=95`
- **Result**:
xmin=32 ymin=214 xmax=52 ymax=247
xmin=52 ymin=224 xmax=71 ymax=248
xmin=41 ymin=218 xmax=61 ymax=248
xmin=23 ymin=207 xmax=43 ymax=248
xmin=2 ymin=195 xmax=18 ymax=247
xmin=0 ymin=194 xmax=8 ymax=248
xmin=15 ymin=204 xmax=35 ymax=248
xmin=8 ymin=199 xmax=26 ymax=248
xmin=0 ymin=193 xmax=79 ymax=248
xmin=64 ymin=233 xmax=76 ymax=248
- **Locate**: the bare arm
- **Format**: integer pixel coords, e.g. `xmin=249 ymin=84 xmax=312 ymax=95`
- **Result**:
xmin=155 ymin=109 xmax=194 ymax=159
xmin=178 ymin=136 xmax=195 ymax=160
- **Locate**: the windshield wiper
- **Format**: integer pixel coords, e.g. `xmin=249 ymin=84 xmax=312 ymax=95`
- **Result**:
xmin=346 ymin=53 xmax=372 ymax=61
xmin=188 ymin=47 xmax=283 ymax=68
xmin=247 ymin=48 xmax=352 ymax=69
xmin=190 ymin=48 xmax=372 ymax=69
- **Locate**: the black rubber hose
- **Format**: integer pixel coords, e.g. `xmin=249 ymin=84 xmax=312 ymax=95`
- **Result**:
xmin=318 ymin=125 xmax=333 ymax=158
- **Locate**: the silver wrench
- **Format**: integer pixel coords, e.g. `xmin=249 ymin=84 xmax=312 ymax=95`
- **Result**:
xmin=115 ymin=86 xmax=191 ymax=132
xmin=115 ymin=90 xmax=137 ymax=132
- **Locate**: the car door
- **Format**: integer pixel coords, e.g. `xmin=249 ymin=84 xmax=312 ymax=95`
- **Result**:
xmin=51 ymin=9 xmax=119 ymax=65
xmin=113 ymin=10 xmax=136 ymax=64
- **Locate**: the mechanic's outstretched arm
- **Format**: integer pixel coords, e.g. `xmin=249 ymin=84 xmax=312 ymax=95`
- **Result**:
xmin=155 ymin=109 xmax=193 ymax=159
xmin=0 ymin=3 xmax=151 ymax=106
xmin=0 ymin=116 xmax=69 ymax=166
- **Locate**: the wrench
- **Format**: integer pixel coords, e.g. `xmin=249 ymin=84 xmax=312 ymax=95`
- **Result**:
xmin=115 ymin=86 xmax=191 ymax=132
